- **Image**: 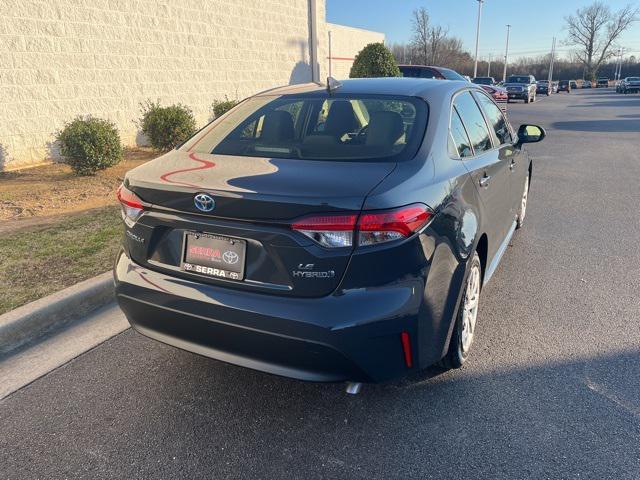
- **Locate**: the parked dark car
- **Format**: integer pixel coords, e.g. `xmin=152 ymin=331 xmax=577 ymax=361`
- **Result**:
xmin=399 ymin=65 xmax=468 ymax=81
xmin=536 ymin=81 xmax=551 ymax=96
xmin=114 ymin=78 xmax=545 ymax=385
xmin=622 ymin=77 xmax=640 ymax=94
xmin=570 ymin=80 xmax=578 ymax=90
xmin=597 ymin=78 xmax=609 ymax=88
xmin=558 ymin=80 xmax=571 ymax=93
xmin=504 ymin=74 xmax=537 ymax=103
xmin=472 ymin=77 xmax=496 ymax=85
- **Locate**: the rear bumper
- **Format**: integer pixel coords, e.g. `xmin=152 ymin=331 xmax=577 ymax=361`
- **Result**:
xmin=114 ymin=250 xmax=425 ymax=383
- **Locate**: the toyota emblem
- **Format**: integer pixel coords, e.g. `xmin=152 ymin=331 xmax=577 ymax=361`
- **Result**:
xmin=222 ymin=251 xmax=239 ymax=265
xmin=194 ymin=193 xmax=215 ymax=212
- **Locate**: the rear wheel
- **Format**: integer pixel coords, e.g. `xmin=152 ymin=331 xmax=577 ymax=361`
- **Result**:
xmin=440 ymin=252 xmax=482 ymax=369
xmin=516 ymin=173 xmax=529 ymax=229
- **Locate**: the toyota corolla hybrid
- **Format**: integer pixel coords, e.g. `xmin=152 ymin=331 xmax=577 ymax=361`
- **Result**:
xmin=114 ymin=78 xmax=545 ymax=384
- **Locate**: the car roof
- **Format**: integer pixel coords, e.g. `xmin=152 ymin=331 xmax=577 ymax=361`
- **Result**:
xmin=254 ymin=77 xmax=475 ymax=100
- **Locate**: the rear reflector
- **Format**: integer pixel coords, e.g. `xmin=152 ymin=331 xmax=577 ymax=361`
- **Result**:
xmin=401 ymin=331 xmax=413 ymax=368
xmin=291 ymin=204 xmax=433 ymax=249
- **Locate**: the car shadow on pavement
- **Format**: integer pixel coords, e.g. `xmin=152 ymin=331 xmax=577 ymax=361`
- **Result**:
xmin=551 ymin=119 xmax=640 ymax=133
xmin=1 ymin=329 xmax=639 ymax=479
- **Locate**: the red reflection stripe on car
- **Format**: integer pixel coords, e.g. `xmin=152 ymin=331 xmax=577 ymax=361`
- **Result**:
xmin=159 ymin=153 xmax=216 ymax=188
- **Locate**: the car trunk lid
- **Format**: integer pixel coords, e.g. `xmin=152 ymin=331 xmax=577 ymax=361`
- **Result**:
xmin=122 ymin=150 xmax=396 ymax=297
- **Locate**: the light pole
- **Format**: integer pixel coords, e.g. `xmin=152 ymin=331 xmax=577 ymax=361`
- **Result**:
xmin=548 ymin=37 xmax=556 ymax=84
xmin=502 ymin=24 xmax=511 ymax=82
xmin=487 ymin=53 xmax=492 ymax=77
xmin=473 ymin=0 xmax=484 ymax=78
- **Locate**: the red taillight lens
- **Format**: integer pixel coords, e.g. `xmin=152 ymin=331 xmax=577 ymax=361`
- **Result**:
xmin=291 ymin=204 xmax=433 ymax=249
xmin=116 ymin=184 xmax=145 ymax=226
xmin=358 ymin=204 xmax=432 ymax=246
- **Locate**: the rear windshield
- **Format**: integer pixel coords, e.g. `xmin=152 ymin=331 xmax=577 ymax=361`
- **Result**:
xmin=439 ymin=68 xmax=467 ymax=81
xmin=185 ymin=94 xmax=428 ymax=162
xmin=473 ymin=77 xmax=494 ymax=85
xmin=627 ymin=77 xmax=640 ymax=81
xmin=507 ymin=76 xmax=530 ymax=83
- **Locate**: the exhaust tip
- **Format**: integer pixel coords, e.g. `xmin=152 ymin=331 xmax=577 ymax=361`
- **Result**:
xmin=345 ymin=382 xmax=362 ymax=395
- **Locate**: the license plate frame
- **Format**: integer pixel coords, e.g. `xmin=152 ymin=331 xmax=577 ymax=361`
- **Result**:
xmin=181 ymin=232 xmax=246 ymax=281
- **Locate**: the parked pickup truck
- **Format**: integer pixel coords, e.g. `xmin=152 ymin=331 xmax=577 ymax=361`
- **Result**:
xmin=504 ymin=75 xmax=537 ymax=103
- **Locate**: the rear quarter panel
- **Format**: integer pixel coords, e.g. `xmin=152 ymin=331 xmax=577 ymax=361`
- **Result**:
xmin=356 ymin=90 xmax=487 ymax=366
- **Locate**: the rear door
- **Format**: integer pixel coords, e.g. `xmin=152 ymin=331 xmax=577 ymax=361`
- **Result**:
xmin=453 ymin=91 xmax=512 ymax=256
xmin=473 ymin=90 xmax=524 ymax=219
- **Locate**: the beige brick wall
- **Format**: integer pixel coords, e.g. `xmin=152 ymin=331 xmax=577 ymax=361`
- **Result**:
xmin=326 ymin=23 xmax=385 ymax=80
xmin=0 ymin=0 xmax=381 ymax=170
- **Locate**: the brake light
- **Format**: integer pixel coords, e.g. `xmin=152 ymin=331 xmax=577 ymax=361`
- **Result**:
xmin=291 ymin=204 xmax=433 ymax=249
xmin=116 ymin=184 xmax=145 ymax=226
xmin=358 ymin=205 xmax=432 ymax=246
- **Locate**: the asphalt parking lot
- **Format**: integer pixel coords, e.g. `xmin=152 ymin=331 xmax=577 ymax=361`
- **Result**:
xmin=1 ymin=88 xmax=639 ymax=480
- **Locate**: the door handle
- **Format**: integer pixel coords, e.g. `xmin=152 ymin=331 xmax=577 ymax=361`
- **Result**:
xmin=479 ymin=174 xmax=491 ymax=187
xmin=509 ymin=159 xmax=516 ymax=171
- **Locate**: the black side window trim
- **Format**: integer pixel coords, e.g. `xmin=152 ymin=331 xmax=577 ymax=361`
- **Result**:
xmin=448 ymin=106 xmax=475 ymax=159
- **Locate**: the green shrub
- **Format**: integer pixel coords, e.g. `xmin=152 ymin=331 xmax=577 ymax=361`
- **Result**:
xmin=349 ymin=43 xmax=401 ymax=79
xmin=212 ymin=96 xmax=240 ymax=118
xmin=139 ymin=100 xmax=197 ymax=151
xmin=56 ymin=117 xmax=123 ymax=175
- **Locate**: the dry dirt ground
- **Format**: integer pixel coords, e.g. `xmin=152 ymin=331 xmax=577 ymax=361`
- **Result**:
xmin=0 ymin=148 xmax=157 ymax=234
xmin=0 ymin=148 xmax=158 ymax=313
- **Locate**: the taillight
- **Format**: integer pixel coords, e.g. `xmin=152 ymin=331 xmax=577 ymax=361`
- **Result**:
xmin=116 ymin=184 xmax=145 ymax=226
xmin=291 ymin=214 xmax=357 ymax=248
xmin=358 ymin=205 xmax=432 ymax=246
xmin=291 ymin=204 xmax=433 ymax=249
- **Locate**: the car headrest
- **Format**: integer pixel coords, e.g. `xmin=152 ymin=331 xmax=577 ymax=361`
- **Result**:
xmin=324 ymin=100 xmax=358 ymax=137
xmin=260 ymin=110 xmax=294 ymax=142
xmin=365 ymin=111 xmax=405 ymax=147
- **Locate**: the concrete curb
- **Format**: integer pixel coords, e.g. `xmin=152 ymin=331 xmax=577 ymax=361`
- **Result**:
xmin=0 ymin=272 xmax=115 ymax=355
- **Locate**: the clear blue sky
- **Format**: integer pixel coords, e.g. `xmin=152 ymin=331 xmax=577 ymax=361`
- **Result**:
xmin=326 ymin=0 xmax=640 ymax=60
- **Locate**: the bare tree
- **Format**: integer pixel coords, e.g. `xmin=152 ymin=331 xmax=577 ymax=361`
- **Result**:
xmin=411 ymin=7 xmax=430 ymax=65
xmin=565 ymin=2 xmax=639 ymax=80
xmin=429 ymin=25 xmax=449 ymax=65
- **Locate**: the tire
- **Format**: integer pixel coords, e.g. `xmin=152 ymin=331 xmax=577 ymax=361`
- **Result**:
xmin=439 ymin=252 xmax=482 ymax=369
xmin=524 ymin=95 xmax=530 ymax=104
xmin=516 ymin=173 xmax=529 ymax=229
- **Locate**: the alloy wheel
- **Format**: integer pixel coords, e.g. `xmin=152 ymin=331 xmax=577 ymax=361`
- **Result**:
xmin=518 ymin=175 xmax=529 ymax=226
xmin=460 ymin=264 xmax=481 ymax=353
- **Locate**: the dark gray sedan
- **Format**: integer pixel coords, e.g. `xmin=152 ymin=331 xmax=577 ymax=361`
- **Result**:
xmin=114 ymin=78 xmax=544 ymax=385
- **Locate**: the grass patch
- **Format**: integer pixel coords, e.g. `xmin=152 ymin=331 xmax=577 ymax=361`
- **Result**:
xmin=0 ymin=206 xmax=123 ymax=314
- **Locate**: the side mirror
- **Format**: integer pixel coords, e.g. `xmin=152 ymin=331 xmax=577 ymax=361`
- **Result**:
xmin=517 ymin=124 xmax=546 ymax=146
